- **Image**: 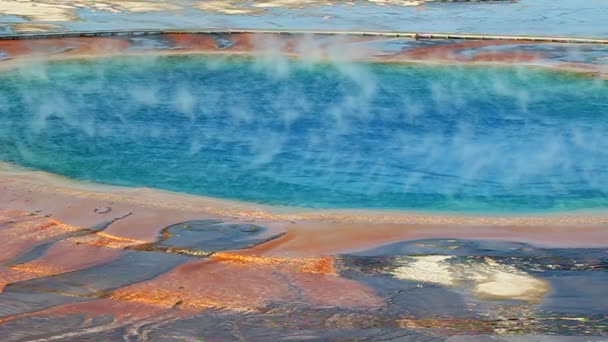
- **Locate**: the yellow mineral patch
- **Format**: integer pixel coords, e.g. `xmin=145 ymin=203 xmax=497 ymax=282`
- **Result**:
xmin=470 ymin=258 xmax=550 ymax=304
xmin=474 ymin=273 xmax=548 ymax=303
xmin=10 ymin=263 xmax=63 ymax=276
xmin=388 ymin=255 xmax=549 ymax=303
xmin=389 ymin=255 xmax=456 ymax=286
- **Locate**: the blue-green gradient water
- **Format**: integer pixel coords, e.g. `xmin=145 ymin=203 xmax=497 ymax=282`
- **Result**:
xmin=0 ymin=56 xmax=607 ymax=212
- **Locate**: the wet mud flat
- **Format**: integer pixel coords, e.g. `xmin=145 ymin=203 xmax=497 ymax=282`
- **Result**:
xmin=0 ymin=214 xmax=606 ymax=340
xmin=0 ymin=170 xmax=606 ymax=340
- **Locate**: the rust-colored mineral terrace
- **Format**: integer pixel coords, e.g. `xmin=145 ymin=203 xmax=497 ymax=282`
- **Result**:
xmin=0 ymin=32 xmax=607 ymax=76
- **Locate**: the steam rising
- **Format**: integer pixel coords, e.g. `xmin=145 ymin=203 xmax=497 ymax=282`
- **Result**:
xmin=0 ymin=35 xmax=607 ymax=211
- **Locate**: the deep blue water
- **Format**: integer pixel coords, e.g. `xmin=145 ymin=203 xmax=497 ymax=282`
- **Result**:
xmin=0 ymin=56 xmax=607 ymax=212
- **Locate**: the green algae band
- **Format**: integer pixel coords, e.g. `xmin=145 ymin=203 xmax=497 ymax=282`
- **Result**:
xmin=0 ymin=56 xmax=607 ymax=212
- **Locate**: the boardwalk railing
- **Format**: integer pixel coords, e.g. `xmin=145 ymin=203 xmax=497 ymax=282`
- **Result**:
xmin=0 ymin=28 xmax=607 ymax=44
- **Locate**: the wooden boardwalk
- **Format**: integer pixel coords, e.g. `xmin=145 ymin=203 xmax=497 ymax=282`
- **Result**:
xmin=1 ymin=28 xmax=607 ymax=44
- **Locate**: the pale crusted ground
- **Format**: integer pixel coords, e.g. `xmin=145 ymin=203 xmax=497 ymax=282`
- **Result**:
xmin=196 ymin=0 xmax=427 ymax=15
xmin=0 ymin=0 xmax=180 ymax=22
xmin=0 ymin=0 xmax=431 ymax=24
xmin=1 ymin=0 xmax=607 ymax=39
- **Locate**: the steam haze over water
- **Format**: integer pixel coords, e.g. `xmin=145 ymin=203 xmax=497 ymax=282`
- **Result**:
xmin=0 ymin=55 xmax=607 ymax=212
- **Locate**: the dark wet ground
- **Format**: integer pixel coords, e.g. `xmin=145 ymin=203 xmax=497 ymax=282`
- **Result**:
xmin=0 ymin=212 xmax=606 ymax=340
xmin=340 ymin=240 xmax=608 ymax=334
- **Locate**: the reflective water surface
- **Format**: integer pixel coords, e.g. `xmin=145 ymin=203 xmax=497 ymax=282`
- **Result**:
xmin=0 ymin=56 xmax=607 ymax=212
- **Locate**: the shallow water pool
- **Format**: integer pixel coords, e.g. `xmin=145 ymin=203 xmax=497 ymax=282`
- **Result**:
xmin=0 ymin=56 xmax=607 ymax=212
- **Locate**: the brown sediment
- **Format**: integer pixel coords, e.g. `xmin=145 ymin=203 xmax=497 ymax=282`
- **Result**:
xmin=0 ymin=33 xmax=606 ymax=77
xmin=0 ymin=37 xmax=130 ymax=60
xmin=469 ymin=51 xmax=542 ymax=63
xmin=164 ymin=33 xmax=218 ymax=50
xmin=398 ymin=40 xmax=535 ymax=60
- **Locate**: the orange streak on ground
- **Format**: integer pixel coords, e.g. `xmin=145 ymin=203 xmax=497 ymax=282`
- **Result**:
xmin=212 ymin=252 xmax=336 ymax=275
xmin=164 ymin=33 xmax=218 ymax=50
xmin=470 ymin=51 xmax=542 ymax=63
xmin=110 ymin=289 xmax=250 ymax=311
xmin=0 ymin=209 xmax=30 ymax=221
xmin=108 ymin=260 xmax=294 ymax=311
xmin=108 ymin=255 xmax=383 ymax=311
xmin=0 ymin=240 xmax=122 ymax=292
xmin=0 ymin=210 xmax=133 ymax=294
xmin=0 ymin=37 xmax=131 ymax=59
xmin=9 ymin=263 xmax=65 ymax=276
xmin=0 ymin=267 xmax=41 ymax=292
xmin=80 ymin=232 xmax=147 ymax=248
xmin=20 ymin=239 xmax=120 ymax=270
xmin=400 ymin=40 xmax=533 ymax=60
xmin=0 ymin=211 xmax=80 ymax=262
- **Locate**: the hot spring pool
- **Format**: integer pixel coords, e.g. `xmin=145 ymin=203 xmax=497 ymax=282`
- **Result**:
xmin=0 ymin=56 xmax=607 ymax=212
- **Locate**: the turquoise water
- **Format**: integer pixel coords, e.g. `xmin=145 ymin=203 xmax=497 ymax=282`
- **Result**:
xmin=0 ymin=56 xmax=607 ymax=212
